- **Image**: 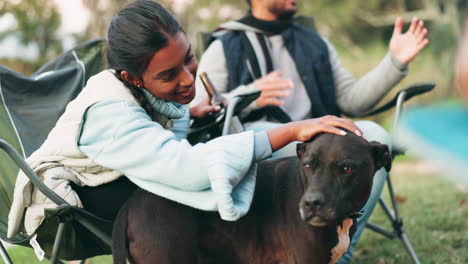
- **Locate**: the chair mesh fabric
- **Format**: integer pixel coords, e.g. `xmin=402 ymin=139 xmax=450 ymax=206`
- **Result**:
xmin=0 ymin=38 xmax=110 ymax=259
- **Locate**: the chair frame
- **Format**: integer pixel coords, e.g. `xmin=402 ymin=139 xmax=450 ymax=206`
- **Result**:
xmin=0 ymin=138 xmax=112 ymax=264
xmin=363 ymin=83 xmax=435 ymax=264
xmin=0 ymin=37 xmax=110 ymax=264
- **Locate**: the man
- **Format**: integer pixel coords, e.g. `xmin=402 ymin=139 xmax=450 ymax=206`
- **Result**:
xmin=193 ymin=0 xmax=428 ymax=262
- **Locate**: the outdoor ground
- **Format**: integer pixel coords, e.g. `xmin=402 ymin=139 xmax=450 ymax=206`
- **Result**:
xmin=4 ymin=158 xmax=468 ymax=264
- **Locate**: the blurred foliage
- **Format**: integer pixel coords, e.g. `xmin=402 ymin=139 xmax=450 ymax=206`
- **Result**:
xmin=0 ymin=0 xmax=63 ymax=68
xmin=0 ymin=0 xmax=467 ymax=104
xmin=77 ymin=0 xmax=132 ymax=43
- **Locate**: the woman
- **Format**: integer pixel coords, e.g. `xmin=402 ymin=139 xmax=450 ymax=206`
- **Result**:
xmin=7 ymin=0 xmax=362 ymax=239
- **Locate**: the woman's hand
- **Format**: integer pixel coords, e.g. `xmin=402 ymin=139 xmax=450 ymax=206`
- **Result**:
xmin=291 ymin=115 xmax=362 ymax=142
xmin=189 ymin=96 xmax=221 ymax=119
xmin=266 ymin=115 xmax=362 ymax=152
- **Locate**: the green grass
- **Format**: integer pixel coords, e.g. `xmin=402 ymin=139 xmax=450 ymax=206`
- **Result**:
xmin=5 ymin=160 xmax=468 ymax=264
xmin=353 ymin=160 xmax=468 ymax=264
xmin=5 ymin=247 xmax=112 ymax=263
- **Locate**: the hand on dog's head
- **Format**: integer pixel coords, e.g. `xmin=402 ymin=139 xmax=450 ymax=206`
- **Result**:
xmin=296 ymin=131 xmax=391 ymax=226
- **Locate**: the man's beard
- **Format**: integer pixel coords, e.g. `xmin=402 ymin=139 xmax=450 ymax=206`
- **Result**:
xmin=271 ymin=7 xmax=296 ymax=20
xmin=277 ymin=10 xmax=296 ymax=20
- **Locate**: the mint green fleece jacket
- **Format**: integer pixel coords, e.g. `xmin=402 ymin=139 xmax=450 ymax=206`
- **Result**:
xmin=78 ymin=99 xmax=271 ymax=221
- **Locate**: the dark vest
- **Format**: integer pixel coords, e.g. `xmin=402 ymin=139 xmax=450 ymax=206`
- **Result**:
xmin=219 ymin=24 xmax=340 ymax=119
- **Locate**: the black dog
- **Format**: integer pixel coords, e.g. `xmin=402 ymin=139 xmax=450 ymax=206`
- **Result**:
xmin=112 ymin=132 xmax=391 ymax=264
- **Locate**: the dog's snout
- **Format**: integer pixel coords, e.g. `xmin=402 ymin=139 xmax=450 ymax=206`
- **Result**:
xmin=302 ymin=192 xmax=324 ymax=209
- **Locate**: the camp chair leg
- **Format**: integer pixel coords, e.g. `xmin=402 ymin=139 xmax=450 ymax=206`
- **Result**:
xmin=385 ymin=175 xmax=421 ymax=263
xmin=401 ymin=231 xmax=421 ymax=264
xmin=366 ymin=221 xmax=395 ymax=239
xmin=366 ymin=175 xmax=421 ymax=264
xmin=385 ymin=173 xmax=402 ymax=222
xmin=0 ymin=240 xmax=13 ymax=264
xmin=49 ymin=222 xmax=66 ymax=264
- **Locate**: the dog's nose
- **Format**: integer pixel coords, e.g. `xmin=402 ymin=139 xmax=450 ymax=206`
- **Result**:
xmin=302 ymin=192 xmax=325 ymax=209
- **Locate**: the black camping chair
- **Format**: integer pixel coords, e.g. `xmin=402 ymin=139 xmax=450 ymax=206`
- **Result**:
xmin=195 ymin=15 xmax=435 ymax=264
xmin=0 ymin=38 xmax=113 ymax=263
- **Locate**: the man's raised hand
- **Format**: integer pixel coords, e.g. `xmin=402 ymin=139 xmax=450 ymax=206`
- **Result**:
xmin=389 ymin=16 xmax=429 ymax=64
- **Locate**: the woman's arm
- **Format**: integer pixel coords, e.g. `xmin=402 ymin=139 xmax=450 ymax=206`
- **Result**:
xmin=78 ymin=100 xmax=258 ymax=192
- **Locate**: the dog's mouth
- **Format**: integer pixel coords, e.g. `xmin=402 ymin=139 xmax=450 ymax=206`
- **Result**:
xmin=299 ymin=207 xmax=335 ymax=226
xmin=300 ymin=207 xmax=362 ymax=227
xmin=307 ymin=216 xmax=329 ymax=227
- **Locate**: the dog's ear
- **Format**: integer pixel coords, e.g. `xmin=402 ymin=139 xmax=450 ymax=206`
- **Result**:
xmin=297 ymin=133 xmax=324 ymax=159
xmin=297 ymin=143 xmax=306 ymax=159
xmin=369 ymin=141 xmax=392 ymax=172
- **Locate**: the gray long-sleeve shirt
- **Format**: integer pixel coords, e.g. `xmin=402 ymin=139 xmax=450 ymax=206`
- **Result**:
xmin=194 ymin=34 xmax=408 ymax=120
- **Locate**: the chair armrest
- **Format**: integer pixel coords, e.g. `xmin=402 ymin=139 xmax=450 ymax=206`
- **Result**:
xmin=366 ymin=82 xmax=436 ymax=116
xmin=222 ymin=90 xmax=261 ymax=135
xmin=368 ymin=82 xmax=436 ymax=157
xmin=0 ymin=139 xmax=69 ymax=207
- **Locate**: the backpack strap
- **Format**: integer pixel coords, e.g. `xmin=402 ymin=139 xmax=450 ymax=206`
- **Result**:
xmin=238 ymin=31 xmax=292 ymax=123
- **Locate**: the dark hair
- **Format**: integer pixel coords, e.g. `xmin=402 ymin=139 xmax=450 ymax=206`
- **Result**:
xmin=107 ymin=0 xmax=182 ymax=116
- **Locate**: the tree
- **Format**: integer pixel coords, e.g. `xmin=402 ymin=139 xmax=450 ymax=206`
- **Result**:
xmin=0 ymin=0 xmax=63 ymax=68
xmin=77 ymin=0 xmax=132 ymax=43
xmin=78 ymin=0 xmax=248 ymax=57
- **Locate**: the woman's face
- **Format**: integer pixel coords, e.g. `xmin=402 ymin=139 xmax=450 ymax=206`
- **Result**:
xmin=140 ymin=32 xmax=198 ymax=104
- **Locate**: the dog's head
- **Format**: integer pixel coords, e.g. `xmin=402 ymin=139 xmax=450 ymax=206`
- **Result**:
xmin=296 ymin=132 xmax=391 ymax=227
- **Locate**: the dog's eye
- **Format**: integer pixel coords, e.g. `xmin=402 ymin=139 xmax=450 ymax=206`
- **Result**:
xmin=343 ymin=166 xmax=353 ymax=175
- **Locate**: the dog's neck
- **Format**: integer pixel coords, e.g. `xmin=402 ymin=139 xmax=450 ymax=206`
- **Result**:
xmin=328 ymin=218 xmax=353 ymax=264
